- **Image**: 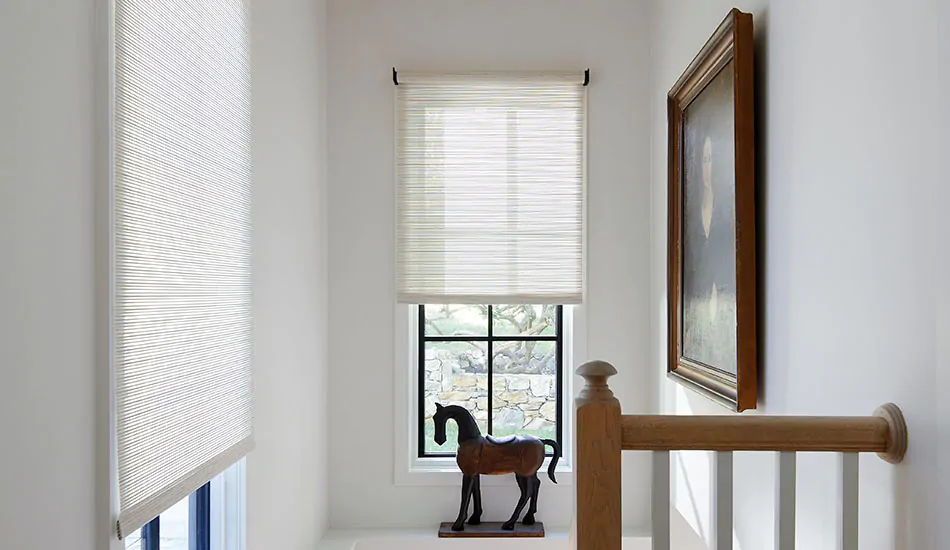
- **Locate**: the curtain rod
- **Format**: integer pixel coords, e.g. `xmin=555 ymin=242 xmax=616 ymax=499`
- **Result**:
xmin=392 ymin=67 xmax=590 ymax=86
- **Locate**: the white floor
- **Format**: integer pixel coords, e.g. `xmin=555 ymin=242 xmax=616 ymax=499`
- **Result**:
xmin=318 ymin=528 xmax=652 ymax=550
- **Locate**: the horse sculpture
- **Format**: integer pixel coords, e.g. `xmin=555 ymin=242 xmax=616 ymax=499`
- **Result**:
xmin=433 ymin=403 xmax=561 ymax=531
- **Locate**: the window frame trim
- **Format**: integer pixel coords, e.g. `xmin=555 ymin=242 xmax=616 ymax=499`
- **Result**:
xmin=394 ymin=304 xmax=583 ymax=486
xmin=417 ymin=305 xmax=564 ymax=458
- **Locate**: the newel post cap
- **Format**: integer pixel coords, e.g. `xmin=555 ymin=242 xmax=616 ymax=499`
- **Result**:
xmin=576 ymin=360 xmax=618 ymax=403
xmin=576 ymin=360 xmax=618 ymax=380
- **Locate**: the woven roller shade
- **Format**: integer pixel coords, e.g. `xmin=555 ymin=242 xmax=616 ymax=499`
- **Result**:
xmin=396 ymin=72 xmax=587 ymax=304
xmin=113 ymin=0 xmax=252 ymax=538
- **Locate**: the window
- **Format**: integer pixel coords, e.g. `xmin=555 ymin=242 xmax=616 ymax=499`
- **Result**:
xmin=420 ymin=305 xmax=562 ymax=456
xmin=123 ymin=460 xmax=245 ymax=550
xmin=124 ymin=484 xmax=207 ymax=550
xmin=394 ymin=72 xmax=584 ymax=476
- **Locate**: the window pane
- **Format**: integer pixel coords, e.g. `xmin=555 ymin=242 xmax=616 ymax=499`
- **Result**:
xmin=492 ymin=305 xmax=557 ymax=336
xmin=160 ymin=495 xmax=190 ymax=550
xmin=124 ymin=533 xmax=143 ymax=550
xmin=491 ymin=340 xmax=557 ymax=441
xmin=424 ymin=304 xmax=488 ymax=336
xmin=423 ymin=341 xmax=488 ymax=453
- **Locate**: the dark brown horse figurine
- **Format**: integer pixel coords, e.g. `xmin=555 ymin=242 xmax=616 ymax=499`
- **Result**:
xmin=433 ymin=403 xmax=561 ymax=531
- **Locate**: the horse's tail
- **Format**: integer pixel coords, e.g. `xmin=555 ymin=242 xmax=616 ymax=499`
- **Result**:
xmin=541 ymin=439 xmax=561 ymax=484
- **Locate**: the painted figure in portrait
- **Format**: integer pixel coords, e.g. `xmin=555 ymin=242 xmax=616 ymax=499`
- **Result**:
xmin=681 ymin=62 xmax=738 ymax=375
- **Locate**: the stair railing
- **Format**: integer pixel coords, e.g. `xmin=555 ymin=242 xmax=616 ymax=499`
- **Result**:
xmin=574 ymin=360 xmax=908 ymax=550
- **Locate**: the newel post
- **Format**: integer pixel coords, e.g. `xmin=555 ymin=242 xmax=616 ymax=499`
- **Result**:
xmin=575 ymin=360 xmax=622 ymax=550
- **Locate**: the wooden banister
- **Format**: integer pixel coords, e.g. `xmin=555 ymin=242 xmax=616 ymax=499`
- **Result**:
xmin=575 ymin=360 xmax=622 ymax=550
xmin=620 ymin=405 xmax=907 ymax=463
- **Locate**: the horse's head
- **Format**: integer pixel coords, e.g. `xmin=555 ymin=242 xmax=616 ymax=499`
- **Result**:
xmin=433 ymin=403 xmax=448 ymax=445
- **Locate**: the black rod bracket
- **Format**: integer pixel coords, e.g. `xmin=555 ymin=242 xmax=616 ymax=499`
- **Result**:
xmin=392 ymin=67 xmax=588 ymax=86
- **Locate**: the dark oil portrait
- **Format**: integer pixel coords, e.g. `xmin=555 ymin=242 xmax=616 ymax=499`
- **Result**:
xmin=681 ymin=61 xmax=737 ymax=374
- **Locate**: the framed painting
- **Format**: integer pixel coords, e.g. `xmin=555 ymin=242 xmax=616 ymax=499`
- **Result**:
xmin=667 ymin=8 xmax=756 ymax=411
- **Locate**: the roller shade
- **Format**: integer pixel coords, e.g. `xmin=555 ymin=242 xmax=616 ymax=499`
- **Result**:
xmin=395 ymin=72 xmax=587 ymax=304
xmin=113 ymin=0 xmax=252 ymax=538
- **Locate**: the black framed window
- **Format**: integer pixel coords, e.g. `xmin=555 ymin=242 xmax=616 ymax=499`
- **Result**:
xmin=124 ymin=483 xmax=210 ymax=550
xmin=419 ymin=305 xmax=563 ymax=457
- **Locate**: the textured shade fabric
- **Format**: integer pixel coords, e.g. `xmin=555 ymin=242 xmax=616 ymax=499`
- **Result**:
xmin=396 ymin=72 xmax=587 ymax=304
xmin=113 ymin=0 xmax=252 ymax=538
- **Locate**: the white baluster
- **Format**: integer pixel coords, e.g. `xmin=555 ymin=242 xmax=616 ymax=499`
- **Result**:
xmin=652 ymin=451 xmax=670 ymax=550
xmin=713 ymin=451 xmax=733 ymax=550
xmin=838 ymin=453 xmax=859 ymax=550
xmin=775 ymin=452 xmax=797 ymax=550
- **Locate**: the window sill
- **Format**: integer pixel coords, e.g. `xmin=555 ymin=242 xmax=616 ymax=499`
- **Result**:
xmin=396 ymin=457 xmax=573 ymax=487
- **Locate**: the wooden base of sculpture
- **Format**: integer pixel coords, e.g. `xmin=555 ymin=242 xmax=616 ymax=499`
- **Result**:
xmin=438 ymin=522 xmax=544 ymax=538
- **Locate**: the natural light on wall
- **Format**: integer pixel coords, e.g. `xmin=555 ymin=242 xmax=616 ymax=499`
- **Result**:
xmin=113 ymin=0 xmax=252 ymax=539
xmin=395 ymin=72 xmax=587 ymax=305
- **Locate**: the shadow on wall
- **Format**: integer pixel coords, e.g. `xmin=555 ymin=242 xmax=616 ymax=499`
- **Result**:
xmin=671 ymin=508 xmax=713 ymax=550
xmin=752 ymin=5 xmax=774 ymax=412
xmin=893 ymin=463 xmax=909 ymax=549
xmin=669 ymin=385 xmax=710 ymax=546
xmin=668 ymin=383 xmax=771 ymax=550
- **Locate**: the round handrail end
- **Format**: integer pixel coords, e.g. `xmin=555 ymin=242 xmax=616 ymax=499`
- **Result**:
xmin=874 ymin=402 xmax=907 ymax=464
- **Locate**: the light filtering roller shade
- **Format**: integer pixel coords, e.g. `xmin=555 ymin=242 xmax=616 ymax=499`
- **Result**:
xmin=396 ymin=72 xmax=587 ymax=304
xmin=113 ymin=0 xmax=252 ymax=538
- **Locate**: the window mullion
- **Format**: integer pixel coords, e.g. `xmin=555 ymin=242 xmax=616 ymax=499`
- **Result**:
xmin=556 ymin=305 xmax=563 ymax=452
xmin=418 ymin=305 xmax=426 ymax=458
xmin=424 ymin=335 xmax=554 ymax=342
xmin=189 ymin=482 xmax=211 ymax=550
xmin=487 ymin=305 xmax=493 ymax=435
xmin=141 ymin=517 xmax=159 ymax=550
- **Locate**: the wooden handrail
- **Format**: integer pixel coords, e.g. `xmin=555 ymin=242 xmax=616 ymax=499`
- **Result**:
xmin=621 ymin=405 xmax=907 ymax=463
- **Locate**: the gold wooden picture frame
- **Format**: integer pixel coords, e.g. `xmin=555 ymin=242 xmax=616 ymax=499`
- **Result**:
xmin=667 ymin=9 xmax=757 ymax=411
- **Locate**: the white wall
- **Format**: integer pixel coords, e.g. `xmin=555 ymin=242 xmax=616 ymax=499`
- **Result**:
xmin=327 ymin=0 xmax=653 ymax=530
xmin=249 ymin=0 xmax=330 ymax=547
xmin=937 ymin=1 xmax=949 ymax=543
xmin=648 ymin=1 xmax=940 ymax=549
xmin=0 ymin=1 xmax=99 ymax=548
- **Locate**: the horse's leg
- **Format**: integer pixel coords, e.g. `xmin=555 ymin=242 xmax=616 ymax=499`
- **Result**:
xmin=501 ymin=475 xmax=531 ymax=530
xmin=452 ymin=475 xmax=475 ymax=531
xmin=523 ymin=474 xmax=541 ymax=525
xmin=467 ymin=475 xmax=482 ymax=525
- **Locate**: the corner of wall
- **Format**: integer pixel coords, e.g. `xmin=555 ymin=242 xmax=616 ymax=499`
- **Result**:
xmin=248 ymin=0 xmax=331 ymax=546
